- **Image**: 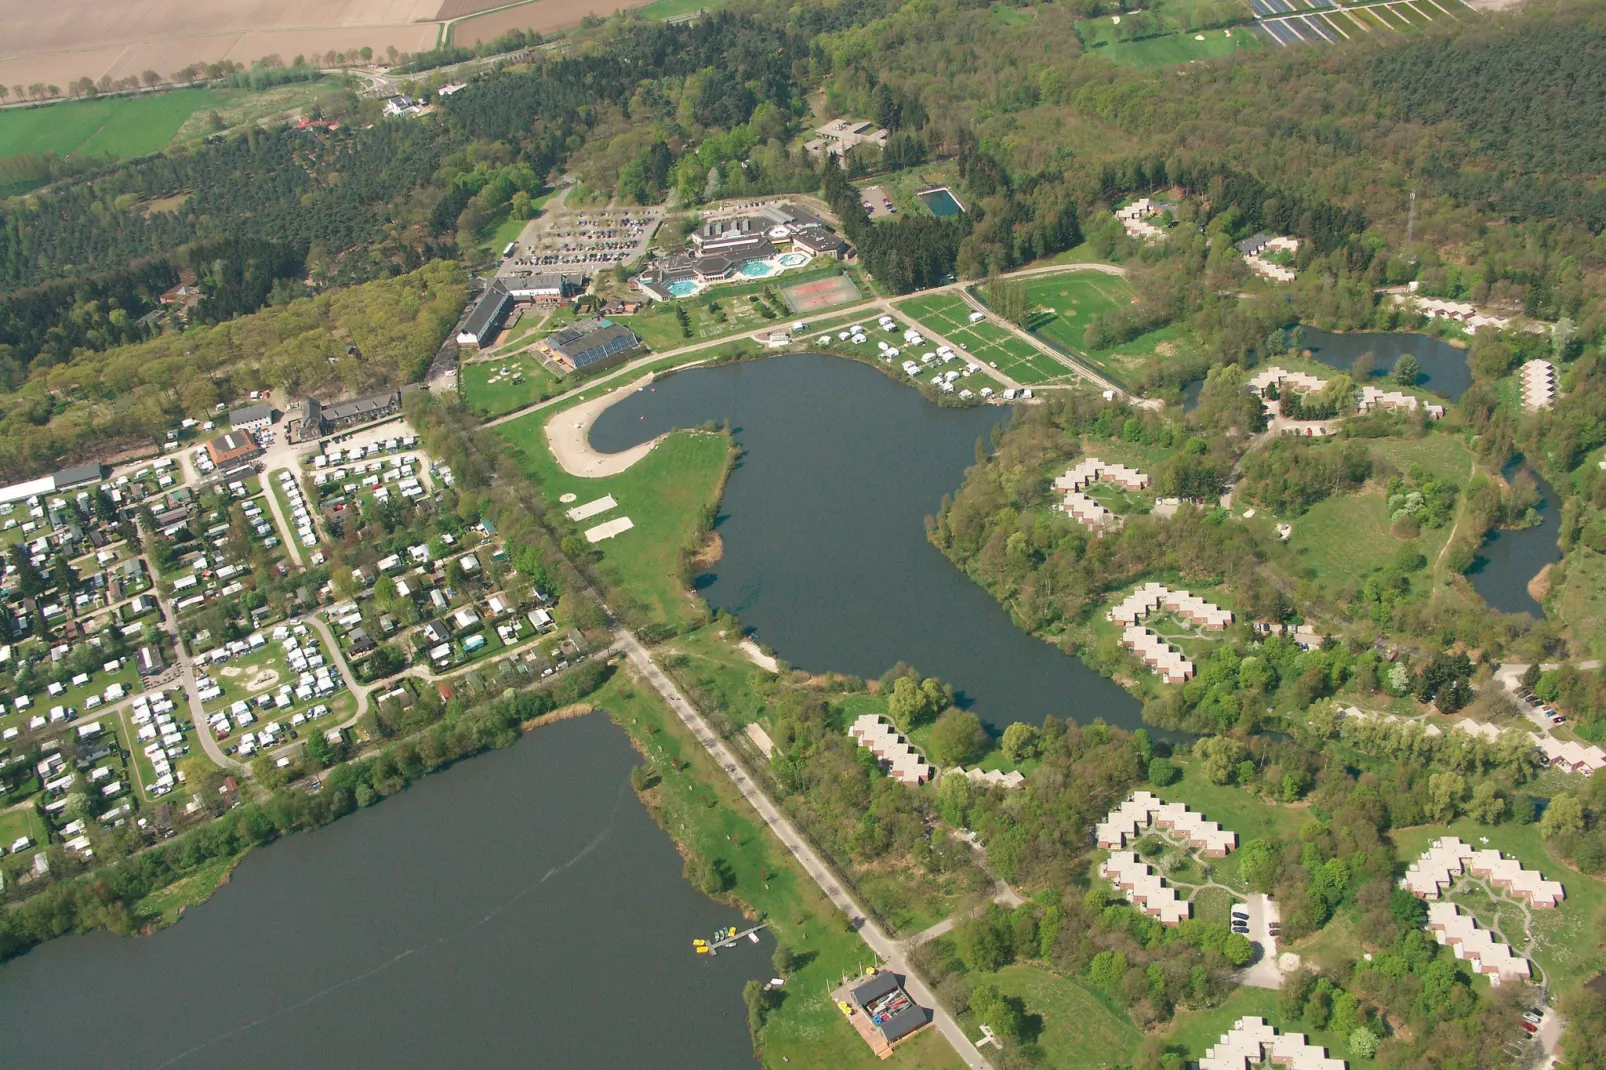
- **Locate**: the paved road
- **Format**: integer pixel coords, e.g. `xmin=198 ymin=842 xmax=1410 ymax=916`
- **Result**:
xmin=616 ymin=628 xmax=994 ymax=1070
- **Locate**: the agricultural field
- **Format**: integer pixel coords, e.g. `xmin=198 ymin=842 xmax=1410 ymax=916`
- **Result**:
xmin=0 ymin=89 xmax=232 ymax=162
xmin=896 ymin=293 xmax=1070 ymax=384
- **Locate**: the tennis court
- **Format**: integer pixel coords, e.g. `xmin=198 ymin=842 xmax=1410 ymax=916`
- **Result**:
xmin=780 ymin=273 xmax=862 ymax=313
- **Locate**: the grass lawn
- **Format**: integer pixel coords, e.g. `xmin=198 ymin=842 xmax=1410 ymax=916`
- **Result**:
xmin=990 ymin=2 xmax=1036 ymax=24
xmin=1365 ymin=432 xmax=1474 ymax=482
xmin=1164 ymin=986 xmax=1375 ymax=1068
xmin=665 ymin=624 xmax=777 ymax=727
xmin=0 ymin=89 xmax=232 ymax=165
xmin=462 ymin=354 xmax=563 ymax=417
xmin=0 ymin=806 xmax=47 ymax=850
xmin=495 ymin=421 xmax=733 ymax=632
xmin=1552 ymin=546 xmax=1606 ymax=659
xmin=1155 ymin=760 xmax=1313 ymax=844
xmin=134 ymin=848 xmax=251 ymax=926
xmin=1079 ymin=325 xmax=1207 ymax=388
xmin=1024 ymin=274 xmax=1132 ymax=352
xmin=991 ymin=963 xmax=1142 ymax=1068
xmin=636 ymin=0 xmax=730 ymax=18
xmin=1283 ymin=487 xmax=1453 ymax=590
xmin=595 ymin=672 xmax=965 ymax=1070
xmin=1089 ymin=28 xmax=1261 ymax=68
xmin=896 ymin=293 xmax=1069 ymax=384
xmin=1392 ymin=819 xmax=1606 ymax=994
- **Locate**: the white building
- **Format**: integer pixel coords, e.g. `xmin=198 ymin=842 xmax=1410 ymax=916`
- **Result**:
xmin=848 ymin=714 xmax=936 ymax=785
xmin=1200 ymin=1017 xmax=1346 ymax=1070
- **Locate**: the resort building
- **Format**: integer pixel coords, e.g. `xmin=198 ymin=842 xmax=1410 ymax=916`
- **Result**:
xmin=804 ymin=118 xmax=889 ymax=159
xmin=205 ymin=431 xmax=262 ymax=468
xmin=322 ymin=389 xmax=403 ymax=432
xmin=633 ymin=203 xmax=846 ymax=301
xmin=1100 ymin=850 xmax=1190 ymax=924
xmin=1248 ymin=366 xmax=1328 ymax=397
xmin=848 ymin=714 xmax=936 ymax=785
xmin=1521 ymin=359 xmax=1557 ymax=412
xmin=1235 ymin=234 xmax=1300 ymax=282
xmin=228 ymin=403 xmax=272 ymax=433
xmin=951 ymin=767 xmax=1027 ymax=790
xmin=1053 ymin=457 xmax=1151 ymax=531
xmin=1115 ymin=198 xmax=1168 ymax=242
xmin=1096 ymin=791 xmax=1238 ymax=856
xmin=1109 ymin=583 xmax=1233 ymax=631
xmin=1427 ymin=902 xmax=1532 ymax=984
xmin=457 ymin=280 xmax=514 ymax=347
xmin=1539 ymin=736 xmax=1606 ymax=775
xmin=831 ymin=970 xmax=930 ymax=1058
xmin=1200 ymin=1017 xmax=1347 ymax=1070
xmin=505 ymin=274 xmax=585 ymax=303
xmin=1401 ymin=836 xmax=1564 ymax=908
xmin=541 ymin=318 xmax=642 ymax=372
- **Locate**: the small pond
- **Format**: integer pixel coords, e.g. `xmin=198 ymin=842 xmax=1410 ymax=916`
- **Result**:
xmin=1300 ymin=327 xmax=1471 ymax=400
xmin=1468 ymin=459 xmax=1563 ymax=618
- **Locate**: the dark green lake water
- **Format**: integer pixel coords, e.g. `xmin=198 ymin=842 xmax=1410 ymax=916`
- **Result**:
xmin=1468 ymin=463 xmax=1562 ymax=618
xmin=1300 ymin=327 xmax=1471 ymax=399
xmin=590 ymin=353 xmax=1147 ymax=733
xmin=0 ymin=716 xmax=765 ymax=1067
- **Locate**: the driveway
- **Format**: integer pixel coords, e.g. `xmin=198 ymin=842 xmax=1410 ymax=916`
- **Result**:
xmin=1238 ymin=893 xmax=1283 ymax=989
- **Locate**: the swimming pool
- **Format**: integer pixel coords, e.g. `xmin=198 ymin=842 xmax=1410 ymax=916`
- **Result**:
xmin=740 ymin=261 xmax=779 ymax=278
xmin=917 ymin=187 xmax=965 ymax=218
xmin=667 ymin=279 xmax=700 ymax=297
xmin=776 ymin=252 xmax=811 ymax=268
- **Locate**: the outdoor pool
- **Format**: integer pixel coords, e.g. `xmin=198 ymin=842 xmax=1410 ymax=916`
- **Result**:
xmin=667 ymin=279 xmax=700 ymax=298
xmin=917 ymin=187 xmax=965 ymax=218
xmin=775 ymin=252 xmax=811 ymax=268
xmin=739 ymin=260 xmax=778 ymax=278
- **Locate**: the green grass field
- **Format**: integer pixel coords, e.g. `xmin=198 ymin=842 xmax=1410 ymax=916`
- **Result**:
xmin=990 ymin=2 xmax=1037 ymax=25
xmin=1081 ymin=325 xmax=1206 ymax=387
xmin=1164 ymin=986 xmax=1377 ymax=1069
xmin=462 ymin=354 xmax=562 ymax=417
xmin=895 ymin=293 xmax=1069 ymax=384
xmin=1392 ymin=819 xmax=1606 ymax=993
xmin=495 ymin=419 xmax=732 ymax=632
xmin=1155 ymin=760 xmax=1313 ymax=844
xmin=134 ymin=848 xmax=251 ymax=926
xmin=0 ymin=89 xmax=233 ymax=162
xmin=1088 ymin=27 xmax=1261 ymax=68
xmin=991 ymin=964 xmax=1142 ymax=1067
xmin=623 ymin=265 xmax=858 ymax=352
xmin=595 ymin=673 xmax=965 ymax=1070
xmin=1283 ymin=488 xmax=1451 ymax=588
xmin=1023 ymin=273 xmax=1132 ymax=351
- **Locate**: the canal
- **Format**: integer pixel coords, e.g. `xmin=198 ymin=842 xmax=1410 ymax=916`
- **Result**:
xmin=0 ymin=716 xmax=764 ymax=1067
xmin=590 ymin=353 xmax=1147 ymax=733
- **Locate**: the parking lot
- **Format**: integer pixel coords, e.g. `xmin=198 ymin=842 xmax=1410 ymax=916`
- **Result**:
xmin=505 ymin=207 xmax=663 ymax=271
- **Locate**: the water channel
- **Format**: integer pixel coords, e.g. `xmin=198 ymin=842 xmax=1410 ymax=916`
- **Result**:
xmin=0 ymin=716 xmax=765 ymax=1067
xmin=1467 ymin=460 xmax=1563 ymax=618
xmin=589 ymin=353 xmax=1147 ymax=734
xmin=1300 ymin=327 xmax=1472 ymax=400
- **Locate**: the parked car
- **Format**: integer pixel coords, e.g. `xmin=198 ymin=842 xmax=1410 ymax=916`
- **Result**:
xmin=1523 ymin=1011 xmax=1544 ymax=1026
xmin=1520 ymin=1020 xmax=1539 ymax=1035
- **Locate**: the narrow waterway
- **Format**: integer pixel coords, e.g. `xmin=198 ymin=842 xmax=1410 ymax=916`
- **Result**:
xmin=0 ymin=716 xmax=764 ymax=1067
xmin=1300 ymin=327 xmax=1471 ymax=400
xmin=590 ymin=353 xmax=1147 ymax=733
xmin=1468 ymin=461 xmax=1563 ymax=618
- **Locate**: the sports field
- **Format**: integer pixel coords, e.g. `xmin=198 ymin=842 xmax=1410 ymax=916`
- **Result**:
xmin=0 ymin=89 xmax=232 ymax=161
xmin=1023 ymin=273 xmax=1134 ymax=353
xmin=780 ymin=273 xmax=861 ymax=314
xmin=1091 ymin=28 xmax=1261 ymax=67
xmin=895 ymin=293 xmax=1069 ymax=384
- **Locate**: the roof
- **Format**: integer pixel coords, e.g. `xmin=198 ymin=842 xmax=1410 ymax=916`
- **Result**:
xmin=229 ymin=403 xmax=271 ymax=425
xmin=207 ymin=431 xmax=259 ymax=463
xmin=460 ymin=280 xmax=512 ymax=341
xmin=548 ymin=320 xmax=642 ymax=368
xmin=52 ymin=463 xmax=107 ymax=489
xmin=852 ymin=972 xmax=900 ymax=1005
xmin=323 ymin=389 xmax=402 ymax=423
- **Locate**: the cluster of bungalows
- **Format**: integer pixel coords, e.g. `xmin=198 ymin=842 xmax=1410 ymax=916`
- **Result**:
xmin=130 ymin=690 xmax=184 ymax=796
xmin=1097 ymin=791 xmax=1238 ymax=856
xmin=1115 ymin=198 xmax=1167 ymax=243
xmin=1247 ymin=366 xmax=1328 ymax=398
xmin=1121 ymin=627 xmax=1195 ymax=684
xmin=275 ymin=469 xmax=317 ymax=549
xmin=1200 ymin=1017 xmax=1347 ymax=1070
xmin=1053 ymin=457 xmax=1151 ymax=531
xmin=951 ymin=767 xmax=1026 ymax=790
xmin=1402 ymin=295 xmax=1511 ymax=335
xmin=312 ymin=440 xmax=428 ymax=508
xmin=1400 ymin=836 xmax=1565 ymax=908
xmin=1521 ymin=359 xmax=1557 ymax=412
xmin=1539 ymin=735 xmax=1606 ymax=775
xmin=1357 ymin=386 xmax=1445 ymax=420
xmin=848 ymin=714 xmax=936 ymax=785
xmin=198 ymin=627 xmax=343 ymax=755
xmin=1235 ymin=234 xmax=1300 ymax=282
xmin=1426 ymin=902 xmax=1531 ymax=984
xmin=1109 ymin=583 xmax=1232 ymax=631
xmin=1100 ymin=850 xmax=1189 ymax=924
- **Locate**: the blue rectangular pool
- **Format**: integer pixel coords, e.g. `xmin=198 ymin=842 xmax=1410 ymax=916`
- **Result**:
xmin=917 ymin=187 xmax=965 ymax=218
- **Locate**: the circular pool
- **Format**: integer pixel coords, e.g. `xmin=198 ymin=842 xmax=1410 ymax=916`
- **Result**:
xmin=775 ymin=252 xmax=810 ymax=268
xmin=739 ymin=260 xmax=778 ymax=278
xmin=667 ymin=279 xmax=701 ymax=297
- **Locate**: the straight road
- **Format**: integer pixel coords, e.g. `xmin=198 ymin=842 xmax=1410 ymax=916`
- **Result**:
xmin=615 ymin=628 xmax=994 ymax=1070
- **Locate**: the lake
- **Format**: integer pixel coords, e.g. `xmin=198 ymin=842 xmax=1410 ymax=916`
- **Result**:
xmin=1468 ymin=461 xmax=1562 ymax=618
xmin=590 ymin=353 xmax=1147 ymax=733
xmin=1300 ymin=327 xmax=1471 ymax=400
xmin=0 ymin=716 xmax=765 ymax=1068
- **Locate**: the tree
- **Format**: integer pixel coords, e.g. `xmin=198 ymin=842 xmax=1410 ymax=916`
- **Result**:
xmin=1001 ymin=722 xmax=1039 ymax=763
xmin=1348 ymin=1027 xmax=1378 ymax=1059
xmin=1195 ymin=736 xmax=1247 ymax=785
xmin=969 ymin=980 xmax=1026 ymax=1041
xmin=1541 ymin=793 xmax=1585 ymax=839
xmin=1426 ymin=772 xmax=1464 ymax=823
xmin=1394 ymin=354 xmax=1420 ymax=386
xmin=928 ymin=709 xmax=988 ymax=768
xmin=1148 ymin=756 xmax=1179 ymax=786
xmin=1239 ymin=838 xmax=1279 ymax=894
xmin=887 ymin=675 xmax=946 ymax=733
xmin=1465 ymin=781 xmax=1507 ymax=824
xmin=954 ymin=911 xmax=1011 ymax=972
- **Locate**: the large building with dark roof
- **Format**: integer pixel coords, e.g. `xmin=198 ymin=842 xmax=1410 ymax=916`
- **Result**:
xmin=542 ymin=319 xmax=642 ymax=371
xmin=206 ymin=431 xmax=262 ymax=467
xmin=228 ymin=403 xmax=272 ymax=432
xmin=457 ymin=280 xmax=513 ymax=347
xmin=323 ymin=389 xmax=402 ymax=430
